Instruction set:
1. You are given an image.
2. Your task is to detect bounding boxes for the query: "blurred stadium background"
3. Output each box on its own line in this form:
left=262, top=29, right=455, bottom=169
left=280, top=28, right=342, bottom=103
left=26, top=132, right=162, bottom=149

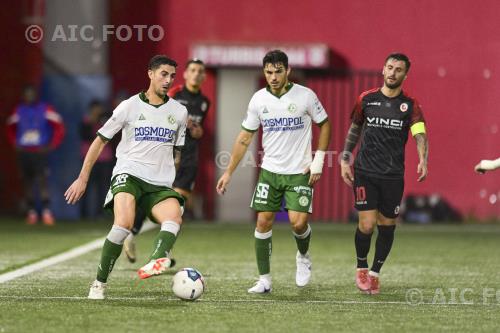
left=1, top=0, right=499, bottom=223
left=1, top=1, right=500, bottom=332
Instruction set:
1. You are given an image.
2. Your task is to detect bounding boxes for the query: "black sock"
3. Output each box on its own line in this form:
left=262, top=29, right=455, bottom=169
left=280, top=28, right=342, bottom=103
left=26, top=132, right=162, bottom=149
left=355, top=228, right=372, bottom=268
left=371, top=225, right=396, bottom=273
left=131, top=210, right=146, bottom=236
left=26, top=198, right=35, bottom=211
left=42, top=199, right=50, bottom=210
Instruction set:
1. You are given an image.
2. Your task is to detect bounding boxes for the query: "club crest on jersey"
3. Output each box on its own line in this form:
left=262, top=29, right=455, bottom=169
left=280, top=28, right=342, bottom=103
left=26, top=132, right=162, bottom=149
left=288, top=103, right=297, bottom=113
left=201, top=102, right=208, bottom=112
left=400, top=103, right=408, bottom=112
left=168, top=115, right=176, bottom=124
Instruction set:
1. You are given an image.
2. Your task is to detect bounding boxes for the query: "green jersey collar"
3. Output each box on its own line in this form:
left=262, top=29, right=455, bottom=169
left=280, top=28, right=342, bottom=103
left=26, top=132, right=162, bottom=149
left=139, top=91, right=169, bottom=108
left=266, top=82, right=294, bottom=98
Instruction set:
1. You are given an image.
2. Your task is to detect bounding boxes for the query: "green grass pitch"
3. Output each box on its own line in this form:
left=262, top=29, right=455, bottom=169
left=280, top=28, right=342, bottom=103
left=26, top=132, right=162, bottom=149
left=0, top=219, right=499, bottom=332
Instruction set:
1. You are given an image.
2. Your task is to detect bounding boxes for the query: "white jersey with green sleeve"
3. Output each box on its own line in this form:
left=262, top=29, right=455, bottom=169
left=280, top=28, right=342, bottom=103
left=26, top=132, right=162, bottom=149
left=241, top=83, right=328, bottom=174
left=97, top=92, right=188, bottom=187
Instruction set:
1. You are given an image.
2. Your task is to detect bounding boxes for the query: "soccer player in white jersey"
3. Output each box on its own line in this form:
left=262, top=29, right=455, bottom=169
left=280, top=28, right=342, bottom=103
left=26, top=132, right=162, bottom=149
left=216, top=50, right=331, bottom=293
left=65, top=55, right=188, bottom=299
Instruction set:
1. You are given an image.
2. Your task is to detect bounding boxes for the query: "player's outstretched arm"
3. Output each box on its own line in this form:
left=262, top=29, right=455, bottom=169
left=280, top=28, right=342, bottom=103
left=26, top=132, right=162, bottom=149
left=307, top=119, right=331, bottom=186
left=415, top=133, right=429, bottom=182
left=65, top=136, right=108, bottom=204
left=340, top=122, right=362, bottom=187
left=475, top=157, right=500, bottom=174
left=216, top=129, right=255, bottom=195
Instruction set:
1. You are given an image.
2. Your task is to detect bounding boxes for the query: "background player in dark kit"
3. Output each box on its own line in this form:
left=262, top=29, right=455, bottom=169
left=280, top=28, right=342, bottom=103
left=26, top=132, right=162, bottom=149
left=340, top=53, right=429, bottom=294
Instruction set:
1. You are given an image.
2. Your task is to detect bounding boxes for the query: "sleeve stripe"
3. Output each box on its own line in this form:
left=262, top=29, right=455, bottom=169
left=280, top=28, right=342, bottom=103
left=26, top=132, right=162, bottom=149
left=316, top=116, right=329, bottom=126
left=410, top=122, right=426, bottom=136
left=96, top=131, right=110, bottom=142
left=241, top=125, right=258, bottom=133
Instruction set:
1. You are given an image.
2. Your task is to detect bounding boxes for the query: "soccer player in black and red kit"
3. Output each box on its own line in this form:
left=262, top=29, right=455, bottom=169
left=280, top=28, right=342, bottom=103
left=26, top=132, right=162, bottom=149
left=123, top=59, right=210, bottom=263
left=340, top=53, right=429, bottom=294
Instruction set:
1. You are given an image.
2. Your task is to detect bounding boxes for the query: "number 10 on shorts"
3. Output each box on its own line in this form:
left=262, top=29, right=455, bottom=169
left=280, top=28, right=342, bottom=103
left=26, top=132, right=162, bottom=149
left=355, top=186, right=367, bottom=205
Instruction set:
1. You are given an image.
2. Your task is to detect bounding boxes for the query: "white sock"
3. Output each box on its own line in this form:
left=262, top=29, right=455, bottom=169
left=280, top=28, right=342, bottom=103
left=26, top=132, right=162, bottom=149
left=161, top=220, right=180, bottom=236
left=106, top=225, right=130, bottom=245
left=259, top=274, right=271, bottom=283
left=254, top=229, right=272, bottom=239
left=369, top=270, right=379, bottom=277
left=293, top=224, right=311, bottom=239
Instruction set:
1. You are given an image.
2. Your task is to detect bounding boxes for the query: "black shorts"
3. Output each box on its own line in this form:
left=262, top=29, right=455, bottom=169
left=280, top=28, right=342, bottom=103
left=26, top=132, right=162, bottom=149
left=17, top=151, right=49, bottom=181
left=172, top=165, right=197, bottom=192
left=353, top=173, right=404, bottom=218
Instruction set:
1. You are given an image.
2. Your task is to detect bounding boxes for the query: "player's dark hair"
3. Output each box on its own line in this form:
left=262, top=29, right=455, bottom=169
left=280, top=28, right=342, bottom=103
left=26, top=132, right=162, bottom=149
left=385, top=53, right=411, bottom=72
left=263, top=50, right=288, bottom=69
left=148, top=55, right=177, bottom=71
left=186, top=58, right=205, bottom=68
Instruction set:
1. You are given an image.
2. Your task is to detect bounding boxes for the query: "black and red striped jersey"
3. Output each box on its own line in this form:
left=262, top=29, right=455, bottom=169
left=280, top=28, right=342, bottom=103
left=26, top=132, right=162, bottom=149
left=350, top=88, right=425, bottom=179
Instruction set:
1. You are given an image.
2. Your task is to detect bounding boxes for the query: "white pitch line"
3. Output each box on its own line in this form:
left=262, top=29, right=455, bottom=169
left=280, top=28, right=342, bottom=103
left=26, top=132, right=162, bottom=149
left=0, top=295, right=497, bottom=306
left=0, top=221, right=158, bottom=284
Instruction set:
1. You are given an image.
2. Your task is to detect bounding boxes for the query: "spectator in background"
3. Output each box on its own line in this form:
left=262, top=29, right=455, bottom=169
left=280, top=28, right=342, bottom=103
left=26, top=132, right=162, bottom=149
left=80, top=100, right=114, bottom=219
left=6, top=84, right=65, bottom=225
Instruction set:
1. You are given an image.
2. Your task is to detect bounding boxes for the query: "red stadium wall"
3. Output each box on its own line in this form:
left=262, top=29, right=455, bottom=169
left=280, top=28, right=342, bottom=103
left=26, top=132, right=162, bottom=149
left=110, top=0, right=500, bottom=219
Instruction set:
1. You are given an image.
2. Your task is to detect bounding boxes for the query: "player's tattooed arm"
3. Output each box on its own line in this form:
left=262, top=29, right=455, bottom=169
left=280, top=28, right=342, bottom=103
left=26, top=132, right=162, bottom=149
left=415, top=133, right=428, bottom=162
left=341, top=123, right=362, bottom=162
left=238, top=134, right=252, bottom=147
left=228, top=130, right=254, bottom=172
left=174, top=147, right=182, bottom=171
left=415, top=133, right=428, bottom=181
left=340, top=122, right=362, bottom=187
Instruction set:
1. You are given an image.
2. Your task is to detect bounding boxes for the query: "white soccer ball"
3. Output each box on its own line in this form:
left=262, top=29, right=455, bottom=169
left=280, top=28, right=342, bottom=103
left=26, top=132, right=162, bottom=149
left=171, top=268, right=205, bottom=301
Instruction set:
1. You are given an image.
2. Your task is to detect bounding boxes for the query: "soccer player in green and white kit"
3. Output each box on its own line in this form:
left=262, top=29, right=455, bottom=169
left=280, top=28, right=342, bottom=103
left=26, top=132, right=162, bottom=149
left=216, top=50, right=331, bottom=293
left=65, top=55, right=188, bottom=299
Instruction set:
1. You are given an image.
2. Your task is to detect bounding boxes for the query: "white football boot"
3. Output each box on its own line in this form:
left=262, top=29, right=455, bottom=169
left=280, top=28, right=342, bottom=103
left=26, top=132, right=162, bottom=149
left=137, top=257, right=172, bottom=279
left=295, top=251, right=312, bottom=287
left=88, top=280, right=107, bottom=300
left=248, top=277, right=272, bottom=294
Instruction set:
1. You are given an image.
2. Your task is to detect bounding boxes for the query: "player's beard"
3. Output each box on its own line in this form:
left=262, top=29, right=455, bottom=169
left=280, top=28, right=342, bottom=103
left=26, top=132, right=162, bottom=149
left=156, top=84, right=169, bottom=97
left=385, top=78, right=403, bottom=89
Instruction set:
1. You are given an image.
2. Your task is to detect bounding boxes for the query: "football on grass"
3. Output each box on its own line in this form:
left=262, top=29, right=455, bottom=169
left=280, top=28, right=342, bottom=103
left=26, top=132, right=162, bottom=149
left=172, top=268, right=205, bottom=301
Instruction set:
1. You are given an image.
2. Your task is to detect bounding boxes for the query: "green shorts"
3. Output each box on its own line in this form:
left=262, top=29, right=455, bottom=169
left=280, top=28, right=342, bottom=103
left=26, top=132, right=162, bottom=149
left=104, top=173, right=184, bottom=223
left=250, top=169, right=313, bottom=213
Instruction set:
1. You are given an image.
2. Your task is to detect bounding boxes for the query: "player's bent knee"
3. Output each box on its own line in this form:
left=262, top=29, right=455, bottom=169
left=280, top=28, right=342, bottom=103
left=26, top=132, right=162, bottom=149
left=256, top=213, right=274, bottom=233
left=256, top=220, right=273, bottom=233
left=151, top=198, right=183, bottom=225
left=288, top=210, right=308, bottom=228
left=377, top=213, right=397, bottom=226
left=113, top=220, right=134, bottom=230
left=358, top=220, right=376, bottom=234
left=291, top=220, right=308, bottom=234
